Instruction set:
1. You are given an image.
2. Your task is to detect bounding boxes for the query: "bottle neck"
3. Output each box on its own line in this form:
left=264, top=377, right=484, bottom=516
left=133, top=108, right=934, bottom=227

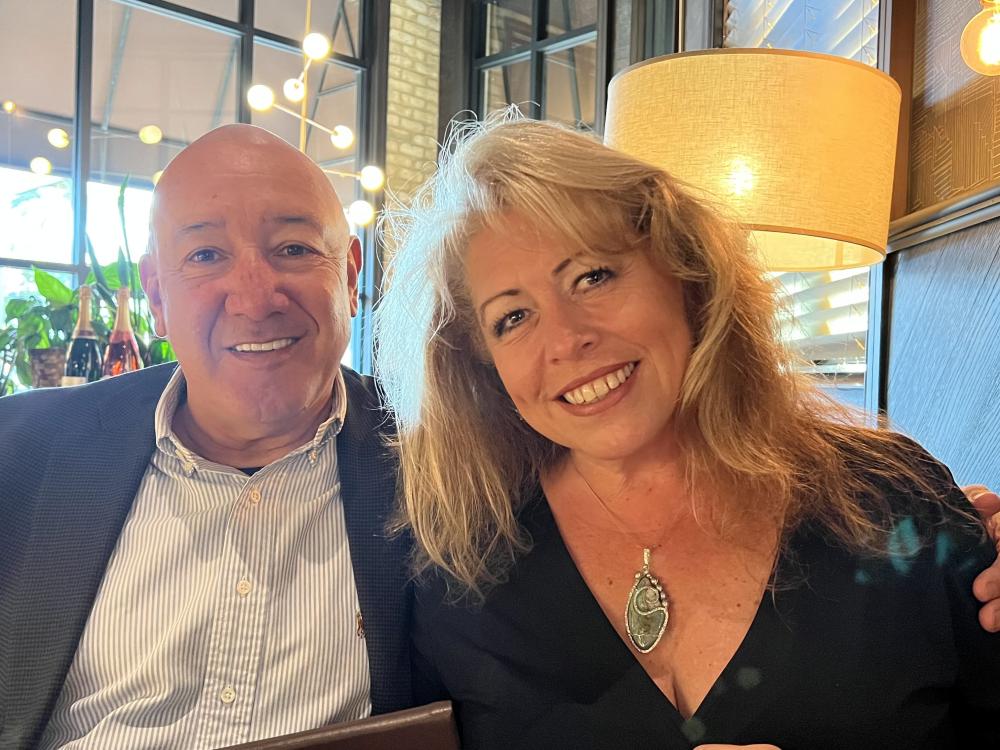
left=113, top=288, right=134, bottom=334
left=73, top=288, right=96, bottom=338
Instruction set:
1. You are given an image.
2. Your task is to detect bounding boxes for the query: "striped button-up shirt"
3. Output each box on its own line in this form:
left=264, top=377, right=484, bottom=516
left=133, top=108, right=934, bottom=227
left=40, top=368, right=371, bottom=749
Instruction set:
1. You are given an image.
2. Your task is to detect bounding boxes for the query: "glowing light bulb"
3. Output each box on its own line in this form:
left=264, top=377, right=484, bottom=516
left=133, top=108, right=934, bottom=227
left=330, top=125, right=354, bottom=150
left=138, top=125, right=162, bottom=145
left=283, top=77, right=306, bottom=102
left=359, top=165, right=385, bottom=192
left=2, top=100, right=15, bottom=113
left=152, top=170, right=164, bottom=185
left=726, top=157, right=755, bottom=197
left=961, top=6, right=1000, bottom=75
left=347, top=199, right=375, bottom=226
left=47, top=128, right=70, bottom=149
left=30, top=156, right=52, bottom=175
left=302, top=32, right=331, bottom=61
left=247, top=84, right=275, bottom=111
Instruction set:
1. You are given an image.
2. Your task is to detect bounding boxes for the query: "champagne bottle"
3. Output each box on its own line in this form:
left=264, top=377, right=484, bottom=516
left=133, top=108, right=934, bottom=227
left=102, top=287, right=143, bottom=378
left=62, top=284, right=103, bottom=386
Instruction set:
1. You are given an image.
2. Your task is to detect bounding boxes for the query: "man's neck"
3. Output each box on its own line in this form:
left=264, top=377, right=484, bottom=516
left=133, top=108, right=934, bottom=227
left=173, top=398, right=334, bottom=469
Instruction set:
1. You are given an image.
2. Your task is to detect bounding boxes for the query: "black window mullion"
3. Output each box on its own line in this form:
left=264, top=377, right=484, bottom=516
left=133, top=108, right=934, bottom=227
left=530, top=0, right=545, bottom=119
left=237, top=0, right=254, bottom=122
left=72, top=0, right=94, bottom=286
left=594, top=0, right=611, bottom=134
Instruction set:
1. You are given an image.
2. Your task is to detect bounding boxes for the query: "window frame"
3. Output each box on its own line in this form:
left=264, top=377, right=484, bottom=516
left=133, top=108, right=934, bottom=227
left=0, top=0, right=387, bottom=373
left=469, top=0, right=614, bottom=134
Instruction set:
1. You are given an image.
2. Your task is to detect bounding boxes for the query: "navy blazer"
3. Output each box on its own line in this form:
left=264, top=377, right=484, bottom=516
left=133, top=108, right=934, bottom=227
left=0, top=364, right=413, bottom=748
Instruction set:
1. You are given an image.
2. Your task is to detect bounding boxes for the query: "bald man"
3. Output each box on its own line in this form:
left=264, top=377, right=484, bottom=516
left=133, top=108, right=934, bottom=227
left=0, top=125, right=413, bottom=748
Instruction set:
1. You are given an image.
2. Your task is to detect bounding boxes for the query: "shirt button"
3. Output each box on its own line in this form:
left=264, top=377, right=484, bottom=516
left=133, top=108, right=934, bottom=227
left=220, top=685, right=236, bottom=704
left=236, top=579, right=252, bottom=597
left=248, top=487, right=261, bottom=505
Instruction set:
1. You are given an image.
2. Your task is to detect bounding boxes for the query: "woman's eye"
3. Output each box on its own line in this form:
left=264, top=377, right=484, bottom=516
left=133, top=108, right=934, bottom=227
left=575, top=267, right=614, bottom=289
left=279, top=244, right=312, bottom=257
left=190, top=248, right=220, bottom=263
left=493, top=309, right=528, bottom=338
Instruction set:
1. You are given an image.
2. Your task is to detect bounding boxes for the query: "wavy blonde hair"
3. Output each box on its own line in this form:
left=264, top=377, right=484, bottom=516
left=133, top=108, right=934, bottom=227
left=376, top=113, right=956, bottom=596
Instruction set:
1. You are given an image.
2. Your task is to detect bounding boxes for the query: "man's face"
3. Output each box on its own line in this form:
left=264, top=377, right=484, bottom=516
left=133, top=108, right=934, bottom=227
left=140, top=129, right=361, bottom=428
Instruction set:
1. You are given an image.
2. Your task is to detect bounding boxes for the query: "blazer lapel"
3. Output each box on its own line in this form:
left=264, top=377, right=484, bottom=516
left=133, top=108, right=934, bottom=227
left=336, top=369, right=413, bottom=715
left=0, top=365, right=174, bottom=747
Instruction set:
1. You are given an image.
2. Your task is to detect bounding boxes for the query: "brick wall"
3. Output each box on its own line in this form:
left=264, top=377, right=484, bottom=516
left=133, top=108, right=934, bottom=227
left=385, top=0, right=441, bottom=206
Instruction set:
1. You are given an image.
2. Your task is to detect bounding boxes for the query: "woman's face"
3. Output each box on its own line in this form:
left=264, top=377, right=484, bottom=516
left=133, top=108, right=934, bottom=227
left=464, top=212, right=694, bottom=467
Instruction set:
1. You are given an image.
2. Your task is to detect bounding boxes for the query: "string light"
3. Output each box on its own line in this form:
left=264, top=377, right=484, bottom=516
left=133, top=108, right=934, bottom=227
left=302, top=32, right=331, bottom=61
left=330, top=124, right=354, bottom=150
left=47, top=128, right=70, bottom=149
left=347, top=199, right=375, bottom=226
left=138, top=125, right=163, bottom=144
left=2, top=100, right=15, bottom=113
left=962, top=1, right=1000, bottom=75
left=30, top=156, right=52, bottom=175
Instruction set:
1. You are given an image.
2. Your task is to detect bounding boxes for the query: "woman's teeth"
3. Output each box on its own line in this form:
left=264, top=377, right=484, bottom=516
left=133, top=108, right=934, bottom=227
left=232, top=338, right=296, bottom=353
left=562, top=363, right=636, bottom=405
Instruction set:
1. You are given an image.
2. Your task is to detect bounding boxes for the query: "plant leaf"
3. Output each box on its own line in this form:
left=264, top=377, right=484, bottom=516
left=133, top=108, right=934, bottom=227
left=118, top=175, right=132, bottom=264
left=117, top=250, right=130, bottom=292
left=33, top=268, right=74, bottom=305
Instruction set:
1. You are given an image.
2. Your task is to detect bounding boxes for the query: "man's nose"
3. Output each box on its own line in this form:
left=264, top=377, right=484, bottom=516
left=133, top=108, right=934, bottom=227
left=223, top=254, right=290, bottom=320
left=544, top=301, right=598, bottom=363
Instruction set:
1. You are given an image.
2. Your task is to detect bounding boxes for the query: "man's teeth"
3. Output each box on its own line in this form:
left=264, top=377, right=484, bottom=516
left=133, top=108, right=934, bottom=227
left=562, top=363, right=635, bottom=405
left=232, top=338, right=296, bottom=353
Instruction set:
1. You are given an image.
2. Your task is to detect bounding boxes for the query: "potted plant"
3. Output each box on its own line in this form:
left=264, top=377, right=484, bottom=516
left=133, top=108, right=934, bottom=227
left=4, top=268, right=79, bottom=388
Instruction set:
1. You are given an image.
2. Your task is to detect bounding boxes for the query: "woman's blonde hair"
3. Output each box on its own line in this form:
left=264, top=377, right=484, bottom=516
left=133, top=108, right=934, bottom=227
left=376, top=112, right=957, bottom=596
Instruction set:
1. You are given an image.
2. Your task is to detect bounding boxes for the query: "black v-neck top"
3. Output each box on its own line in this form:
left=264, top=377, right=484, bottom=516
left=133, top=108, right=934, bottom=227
left=412, top=478, right=1000, bottom=749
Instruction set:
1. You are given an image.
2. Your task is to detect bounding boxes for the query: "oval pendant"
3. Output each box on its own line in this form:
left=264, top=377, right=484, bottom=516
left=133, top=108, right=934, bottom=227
left=626, top=571, right=669, bottom=653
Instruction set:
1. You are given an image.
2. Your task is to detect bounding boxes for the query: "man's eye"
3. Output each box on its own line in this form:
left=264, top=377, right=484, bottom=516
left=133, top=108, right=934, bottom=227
left=279, top=244, right=312, bottom=257
left=190, top=248, right=220, bottom=263
left=492, top=309, right=528, bottom=338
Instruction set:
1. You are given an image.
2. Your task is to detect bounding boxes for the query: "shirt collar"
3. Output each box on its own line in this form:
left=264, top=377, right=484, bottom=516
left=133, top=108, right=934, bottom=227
left=153, top=365, right=348, bottom=467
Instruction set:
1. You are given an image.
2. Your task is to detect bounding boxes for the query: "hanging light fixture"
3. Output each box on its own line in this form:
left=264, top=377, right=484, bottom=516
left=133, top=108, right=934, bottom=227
left=961, top=1, right=1000, bottom=75
left=605, top=49, right=901, bottom=271
left=245, top=3, right=382, bottom=226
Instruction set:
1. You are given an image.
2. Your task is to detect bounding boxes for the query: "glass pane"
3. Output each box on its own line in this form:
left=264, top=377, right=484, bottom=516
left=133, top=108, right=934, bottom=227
left=1, top=266, right=76, bottom=324
left=176, top=0, right=238, bottom=20
left=89, top=0, right=239, bottom=264
left=481, top=59, right=532, bottom=116
left=485, top=0, right=534, bottom=56
left=543, top=41, right=596, bottom=129
left=723, top=0, right=880, bottom=408
left=251, top=42, right=362, bottom=209
left=723, top=0, right=879, bottom=66
left=256, top=0, right=362, bottom=58
left=546, top=0, right=597, bottom=37
left=0, top=0, right=76, bottom=265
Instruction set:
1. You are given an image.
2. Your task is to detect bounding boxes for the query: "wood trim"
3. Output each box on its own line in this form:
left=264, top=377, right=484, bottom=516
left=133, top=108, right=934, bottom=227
left=885, top=0, right=915, bottom=221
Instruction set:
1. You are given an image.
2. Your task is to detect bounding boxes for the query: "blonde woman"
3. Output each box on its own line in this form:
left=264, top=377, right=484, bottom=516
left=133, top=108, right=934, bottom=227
left=376, top=116, right=1000, bottom=749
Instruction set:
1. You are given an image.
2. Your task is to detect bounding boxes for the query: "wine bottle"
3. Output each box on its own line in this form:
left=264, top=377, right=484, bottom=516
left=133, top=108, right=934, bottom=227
left=62, top=284, right=103, bottom=386
left=102, top=286, right=144, bottom=378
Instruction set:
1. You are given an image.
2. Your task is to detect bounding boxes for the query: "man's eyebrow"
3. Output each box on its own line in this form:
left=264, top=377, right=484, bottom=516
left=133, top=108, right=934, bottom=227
left=177, top=220, right=225, bottom=236
left=266, top=215, right=324, bottom=232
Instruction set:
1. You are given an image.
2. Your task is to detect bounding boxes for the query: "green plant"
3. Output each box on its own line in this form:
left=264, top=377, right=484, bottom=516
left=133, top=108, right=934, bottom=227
left=3, top=268, right=79, bottom=386
left=0, top=324, right=17, bottom=395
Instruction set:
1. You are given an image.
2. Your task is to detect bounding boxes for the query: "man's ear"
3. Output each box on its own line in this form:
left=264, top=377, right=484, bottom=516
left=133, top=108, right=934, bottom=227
left=139, top=253, right=167, bottom=338
left=346, top=235, right=363, bottom=318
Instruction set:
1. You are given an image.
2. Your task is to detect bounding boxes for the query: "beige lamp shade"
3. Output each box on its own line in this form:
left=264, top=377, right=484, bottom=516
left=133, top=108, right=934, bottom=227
left=605, top=49, right=902, bottom=271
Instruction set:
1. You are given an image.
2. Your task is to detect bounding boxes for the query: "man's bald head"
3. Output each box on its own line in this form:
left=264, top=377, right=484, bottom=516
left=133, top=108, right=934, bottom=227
left=149, top=124, right=349, bottom=254
left=138, top=122, right=363, bottom=449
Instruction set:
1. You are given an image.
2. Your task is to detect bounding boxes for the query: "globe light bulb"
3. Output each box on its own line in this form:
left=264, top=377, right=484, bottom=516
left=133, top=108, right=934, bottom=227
left=961, top=5, right=1000, bottom=75
left=302, top=32, right=331, bottom=61
left=247, top=84, right=276, bottom=111
left=347, top=199, right=375, bottom=226
left=138, top=124, right=163, bottom=145
left=152, top=170, right=164, bottom=185
left=30, top=156, right=52, bottom=175
left=283, top=77, right=306, bottom=102
left=2, top=100, right=15, bottom=113
left=47, top=128, right=70, bottom=149
left=330, top=125, right=354, bottom=150
left=359, top=165, right=385, bottom=192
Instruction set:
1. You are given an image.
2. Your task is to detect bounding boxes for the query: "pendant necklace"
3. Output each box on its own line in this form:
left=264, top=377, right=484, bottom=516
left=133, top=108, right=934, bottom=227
left=573, top=465, right=671, bottom=654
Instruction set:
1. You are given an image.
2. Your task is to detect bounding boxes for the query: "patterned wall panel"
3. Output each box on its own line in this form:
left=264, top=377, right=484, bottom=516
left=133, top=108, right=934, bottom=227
left=886, top=217, right=1000, bottom=487
left=910, top=0, right=1000, bottom=211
